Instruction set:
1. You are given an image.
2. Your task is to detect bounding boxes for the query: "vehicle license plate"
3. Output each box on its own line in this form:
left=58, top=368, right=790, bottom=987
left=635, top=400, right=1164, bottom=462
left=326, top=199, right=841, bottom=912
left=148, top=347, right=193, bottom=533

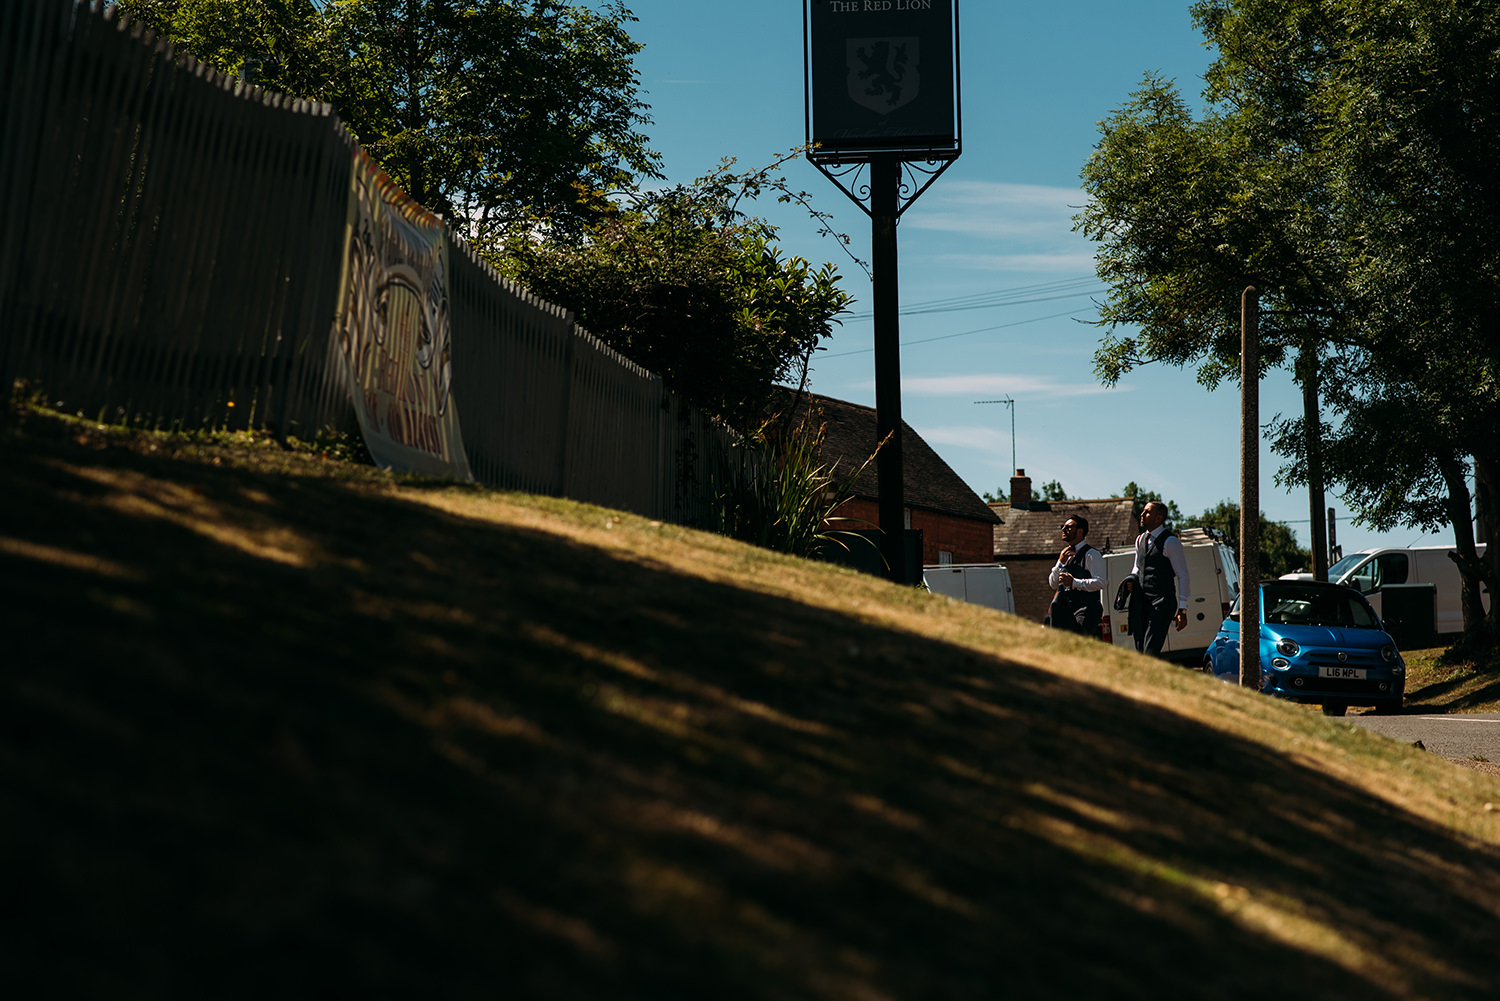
left=1318, top=666, right=1366, bottom=680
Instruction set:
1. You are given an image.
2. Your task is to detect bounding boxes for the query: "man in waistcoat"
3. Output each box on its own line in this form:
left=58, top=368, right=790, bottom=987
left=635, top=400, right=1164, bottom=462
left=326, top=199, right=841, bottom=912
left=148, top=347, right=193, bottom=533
left=1047, top=515, right=1106, bottom=636
left=1126, top=500, right=1191, bottom=656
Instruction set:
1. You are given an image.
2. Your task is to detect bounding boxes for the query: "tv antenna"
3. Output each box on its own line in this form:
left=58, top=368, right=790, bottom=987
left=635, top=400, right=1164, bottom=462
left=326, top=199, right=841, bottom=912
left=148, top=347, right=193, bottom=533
left=974, top=398, right=1015, bottom=476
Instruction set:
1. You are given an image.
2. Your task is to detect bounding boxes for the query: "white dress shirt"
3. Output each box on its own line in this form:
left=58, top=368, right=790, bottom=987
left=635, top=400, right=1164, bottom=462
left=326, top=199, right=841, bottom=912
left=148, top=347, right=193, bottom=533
left=1130, top=526, right=1191, bottom=609
left=1049, top=541, right=1106, bottom=592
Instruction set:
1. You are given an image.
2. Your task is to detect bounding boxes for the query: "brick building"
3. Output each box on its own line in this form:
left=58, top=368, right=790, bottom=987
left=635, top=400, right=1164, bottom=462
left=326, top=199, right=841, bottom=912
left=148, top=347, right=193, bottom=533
left=991, top=470, right=1137, bottom=623
left=787, top=391, right=1001, bottom=566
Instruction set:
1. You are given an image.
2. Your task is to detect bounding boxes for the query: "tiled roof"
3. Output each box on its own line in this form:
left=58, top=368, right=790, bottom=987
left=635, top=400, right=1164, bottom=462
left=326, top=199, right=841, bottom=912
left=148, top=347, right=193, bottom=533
left=990, top=497, right=1136, bottom=557
left=779, top=389, right=1000, bottom=524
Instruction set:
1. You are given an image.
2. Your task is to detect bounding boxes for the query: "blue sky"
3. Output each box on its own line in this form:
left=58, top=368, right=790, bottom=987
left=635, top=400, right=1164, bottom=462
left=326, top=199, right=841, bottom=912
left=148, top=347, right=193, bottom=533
left=620, top=0, right=1448, bottom=559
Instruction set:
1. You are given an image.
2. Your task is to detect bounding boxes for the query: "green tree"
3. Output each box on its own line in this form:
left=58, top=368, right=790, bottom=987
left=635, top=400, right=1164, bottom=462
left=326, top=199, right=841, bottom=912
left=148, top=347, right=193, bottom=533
left=494, top=157, right=855, bottom=431
left=981, top=487, right=1008, bottom=505
left=1183, top=500, right=1310, bottom=582
left=117, top=0, right=662, bottom=239
left=1077, top=76, right=1344, bottom=392
left=115, top=0, right=330, bottom=95
left=1270, top=370, right=1491, bottom=635
left=1215, top=0, right=1500, bottom=646
left=1036, top=479, right=1069, bottom=502
left=1080, top=0, right=1500, bottom=647
left=1076, top=67, right=1347, bottom=581
left=1120, top=482, right=1182, bottom=526
left=709, top=407, right=877, bottom=559
left=1318, top=0, right=1500, bottom=649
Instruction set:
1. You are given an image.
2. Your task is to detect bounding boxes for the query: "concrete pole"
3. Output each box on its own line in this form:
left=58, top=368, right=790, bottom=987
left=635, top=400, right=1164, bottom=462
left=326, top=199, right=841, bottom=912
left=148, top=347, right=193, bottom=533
left=1300, top=344, right=1329, bottom=581
left=1240, top=288, right=1261, bottom=691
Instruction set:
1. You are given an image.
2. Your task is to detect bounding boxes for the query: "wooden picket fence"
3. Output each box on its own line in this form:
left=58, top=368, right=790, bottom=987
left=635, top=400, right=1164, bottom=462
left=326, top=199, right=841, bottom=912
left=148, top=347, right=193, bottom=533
left=0, top=0, right=728, bottom=525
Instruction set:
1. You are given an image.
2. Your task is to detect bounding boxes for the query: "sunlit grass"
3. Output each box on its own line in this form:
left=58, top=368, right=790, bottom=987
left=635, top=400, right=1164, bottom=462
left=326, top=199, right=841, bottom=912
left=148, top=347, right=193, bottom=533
left=5, top=401, right=1500, bottom=1000
left=1404, top=646, right=1500, bottom=714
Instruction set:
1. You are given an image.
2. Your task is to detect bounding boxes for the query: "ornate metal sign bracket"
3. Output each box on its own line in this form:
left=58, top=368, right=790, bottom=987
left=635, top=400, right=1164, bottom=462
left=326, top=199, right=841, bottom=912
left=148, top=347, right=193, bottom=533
left=810, top=154, right=960, bottom=219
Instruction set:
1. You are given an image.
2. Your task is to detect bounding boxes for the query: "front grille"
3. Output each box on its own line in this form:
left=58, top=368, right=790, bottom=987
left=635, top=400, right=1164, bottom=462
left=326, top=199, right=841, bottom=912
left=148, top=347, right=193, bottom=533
left=1309, top=657, right=1383, bottom=668
left=1290, top=677, right=1393, bottom=695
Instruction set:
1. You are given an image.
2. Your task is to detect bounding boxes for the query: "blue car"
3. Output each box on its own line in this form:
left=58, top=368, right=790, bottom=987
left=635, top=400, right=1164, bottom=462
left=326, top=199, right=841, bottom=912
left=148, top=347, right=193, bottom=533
left=1204, top=580, right=1405, bottom=716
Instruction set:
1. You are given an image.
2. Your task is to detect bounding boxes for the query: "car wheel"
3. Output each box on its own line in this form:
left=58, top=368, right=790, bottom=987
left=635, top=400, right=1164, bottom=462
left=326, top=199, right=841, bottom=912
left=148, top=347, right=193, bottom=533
left=1371, top=698, right=1403, bottom=716
left=1321, top=702, right=1348, bottom=717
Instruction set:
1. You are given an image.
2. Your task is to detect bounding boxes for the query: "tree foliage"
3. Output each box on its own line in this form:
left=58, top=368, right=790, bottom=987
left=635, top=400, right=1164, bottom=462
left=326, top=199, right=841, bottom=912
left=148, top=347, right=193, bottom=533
left=117, top=3, right=857, bottom=453
left=115, top=0, right=329, bottom=96
left=1036, top=479, right=1069, bottom=502
left=116, top=0, right=662, bottom=239
left=1079, top=0, right=1500, bottom=645
left=494, top=157, right=855, bottom=430
left=1226, top=0, right=1500, bottom=644
left=1183, top=500, right=1310, bottom=582
left=1076, top=74, right=1347, bottom=391
left=1120, top=482, right=1182, bottom=526
left=709, top=408, right=876, bottom=559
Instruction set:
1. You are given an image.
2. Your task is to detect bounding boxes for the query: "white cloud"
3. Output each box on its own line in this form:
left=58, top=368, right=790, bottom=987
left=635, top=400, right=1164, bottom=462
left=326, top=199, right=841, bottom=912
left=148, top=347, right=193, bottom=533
left=925, top=180, right=1087, bottom=209
left=920, top=425, right=1011, bottom=451
left=905, top=181, right=1091, bottom=238
left=901, top=180, right=1099, bottom=275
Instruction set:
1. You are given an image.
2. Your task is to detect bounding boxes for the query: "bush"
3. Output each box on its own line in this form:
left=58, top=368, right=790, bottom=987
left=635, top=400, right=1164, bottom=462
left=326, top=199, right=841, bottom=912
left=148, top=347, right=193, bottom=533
left=709, top=409, right=878, bottom=560
left=494, top=156, right=855, bottom=432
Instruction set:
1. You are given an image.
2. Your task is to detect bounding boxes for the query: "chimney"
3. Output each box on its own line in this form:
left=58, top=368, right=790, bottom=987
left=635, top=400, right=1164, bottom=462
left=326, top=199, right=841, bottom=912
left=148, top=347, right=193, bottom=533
left=1010, top=468, right=1032, bottom=509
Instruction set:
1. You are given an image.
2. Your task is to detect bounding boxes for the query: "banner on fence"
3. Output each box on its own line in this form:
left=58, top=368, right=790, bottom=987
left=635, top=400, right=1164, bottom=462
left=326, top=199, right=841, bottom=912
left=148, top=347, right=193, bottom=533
left=334, top=148, right=472, bottom=480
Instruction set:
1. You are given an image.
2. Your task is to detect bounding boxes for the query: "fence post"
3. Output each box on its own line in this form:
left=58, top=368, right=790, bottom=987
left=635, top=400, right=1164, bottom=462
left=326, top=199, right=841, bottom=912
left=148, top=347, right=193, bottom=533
left=554, top=318, right=576, bottom=498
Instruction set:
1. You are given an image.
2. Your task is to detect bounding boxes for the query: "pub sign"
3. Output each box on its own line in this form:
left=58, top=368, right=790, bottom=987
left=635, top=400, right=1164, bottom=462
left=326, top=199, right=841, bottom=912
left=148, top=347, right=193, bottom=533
left=806, top=0, right=959, bottom=161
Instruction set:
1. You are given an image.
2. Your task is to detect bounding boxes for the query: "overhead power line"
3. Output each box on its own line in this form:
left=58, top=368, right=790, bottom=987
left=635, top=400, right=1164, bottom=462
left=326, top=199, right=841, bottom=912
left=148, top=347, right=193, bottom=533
left=844, top=275, right=1106, bottom=320
left=823, top=307, right=1091, bottom=358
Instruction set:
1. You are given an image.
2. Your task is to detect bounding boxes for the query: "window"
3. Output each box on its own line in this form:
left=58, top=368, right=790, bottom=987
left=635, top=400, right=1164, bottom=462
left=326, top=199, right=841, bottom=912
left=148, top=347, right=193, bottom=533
left=1328, top=552, right=1366, bottom=579
left=1343, top=552, right=1409, bottom=593
left=1262, top=585, right=1380, bottom=629
left=938, top=551, right=953, bottom=565
left=1377, top=553, right=1409, bottom=586
left=1346, top=558, right=1378, bottom=594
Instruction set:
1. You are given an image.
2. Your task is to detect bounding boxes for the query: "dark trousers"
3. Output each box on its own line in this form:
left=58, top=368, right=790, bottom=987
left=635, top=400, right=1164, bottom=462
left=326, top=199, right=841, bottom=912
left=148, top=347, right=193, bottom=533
left=1050, top=593, right=1101, bottom=636
left=1131, top=592, right=1174, bottom=655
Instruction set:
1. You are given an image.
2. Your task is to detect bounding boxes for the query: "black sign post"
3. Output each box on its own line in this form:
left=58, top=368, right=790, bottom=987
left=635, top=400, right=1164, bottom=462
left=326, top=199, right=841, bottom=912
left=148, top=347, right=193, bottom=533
left=805, top=0, right=961, bottom=584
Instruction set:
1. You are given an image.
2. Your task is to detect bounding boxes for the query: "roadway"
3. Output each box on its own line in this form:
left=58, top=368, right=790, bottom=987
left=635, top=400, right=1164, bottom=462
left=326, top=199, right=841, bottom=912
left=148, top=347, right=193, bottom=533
left=1347, top=713, right=1500, bottom=762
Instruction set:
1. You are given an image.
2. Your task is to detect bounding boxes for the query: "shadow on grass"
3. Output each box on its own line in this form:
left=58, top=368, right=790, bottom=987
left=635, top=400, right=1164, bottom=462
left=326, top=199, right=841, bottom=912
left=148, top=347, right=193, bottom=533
left=1407, top=669, right=1500, bottom=715
left=1446, top=683, right=1500, bottom=713
left=4, top=428, right=1500, bottom=1000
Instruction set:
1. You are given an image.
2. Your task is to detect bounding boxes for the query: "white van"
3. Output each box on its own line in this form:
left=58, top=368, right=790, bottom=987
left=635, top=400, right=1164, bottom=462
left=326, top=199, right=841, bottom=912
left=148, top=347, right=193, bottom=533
left=1282, top=544, right=1489, bottom=639
left=923, top=564, right=1016, bottom=614
left=1100, top=527, right=1242, bottom=663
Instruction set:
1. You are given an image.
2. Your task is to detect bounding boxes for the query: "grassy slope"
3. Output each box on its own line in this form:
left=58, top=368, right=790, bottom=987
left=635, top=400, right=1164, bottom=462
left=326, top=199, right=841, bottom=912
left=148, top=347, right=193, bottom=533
left=1403, top=648, right=1500, bottom=718
left=4, top=408, right=1500, bottom=1000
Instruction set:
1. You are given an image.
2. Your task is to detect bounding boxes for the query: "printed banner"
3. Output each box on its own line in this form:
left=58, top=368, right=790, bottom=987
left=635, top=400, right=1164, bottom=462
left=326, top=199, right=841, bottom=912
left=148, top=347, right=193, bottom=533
left=334, top=147, right=472, bottom=481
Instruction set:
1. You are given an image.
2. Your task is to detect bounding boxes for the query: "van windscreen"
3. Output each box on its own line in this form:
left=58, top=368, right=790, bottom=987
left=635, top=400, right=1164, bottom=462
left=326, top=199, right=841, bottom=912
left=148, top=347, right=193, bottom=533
left=1328, top=553, right=1367, bottom=579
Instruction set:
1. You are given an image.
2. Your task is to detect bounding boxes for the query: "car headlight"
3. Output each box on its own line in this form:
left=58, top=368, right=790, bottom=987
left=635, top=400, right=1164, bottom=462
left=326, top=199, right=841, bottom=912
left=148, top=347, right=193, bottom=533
left=1271, top=657, right=1290, bottom=670
left=1276, top=638, right=1300, bottom=657
left=1381, top=644, right=1397, bottom=663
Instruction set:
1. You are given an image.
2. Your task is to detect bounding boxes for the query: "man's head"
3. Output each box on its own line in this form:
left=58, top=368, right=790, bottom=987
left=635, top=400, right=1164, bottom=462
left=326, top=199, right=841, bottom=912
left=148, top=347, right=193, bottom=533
left=1140, top=501, right=1167, bottom=532
left=1061, top=515, right=1089, bottom=543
